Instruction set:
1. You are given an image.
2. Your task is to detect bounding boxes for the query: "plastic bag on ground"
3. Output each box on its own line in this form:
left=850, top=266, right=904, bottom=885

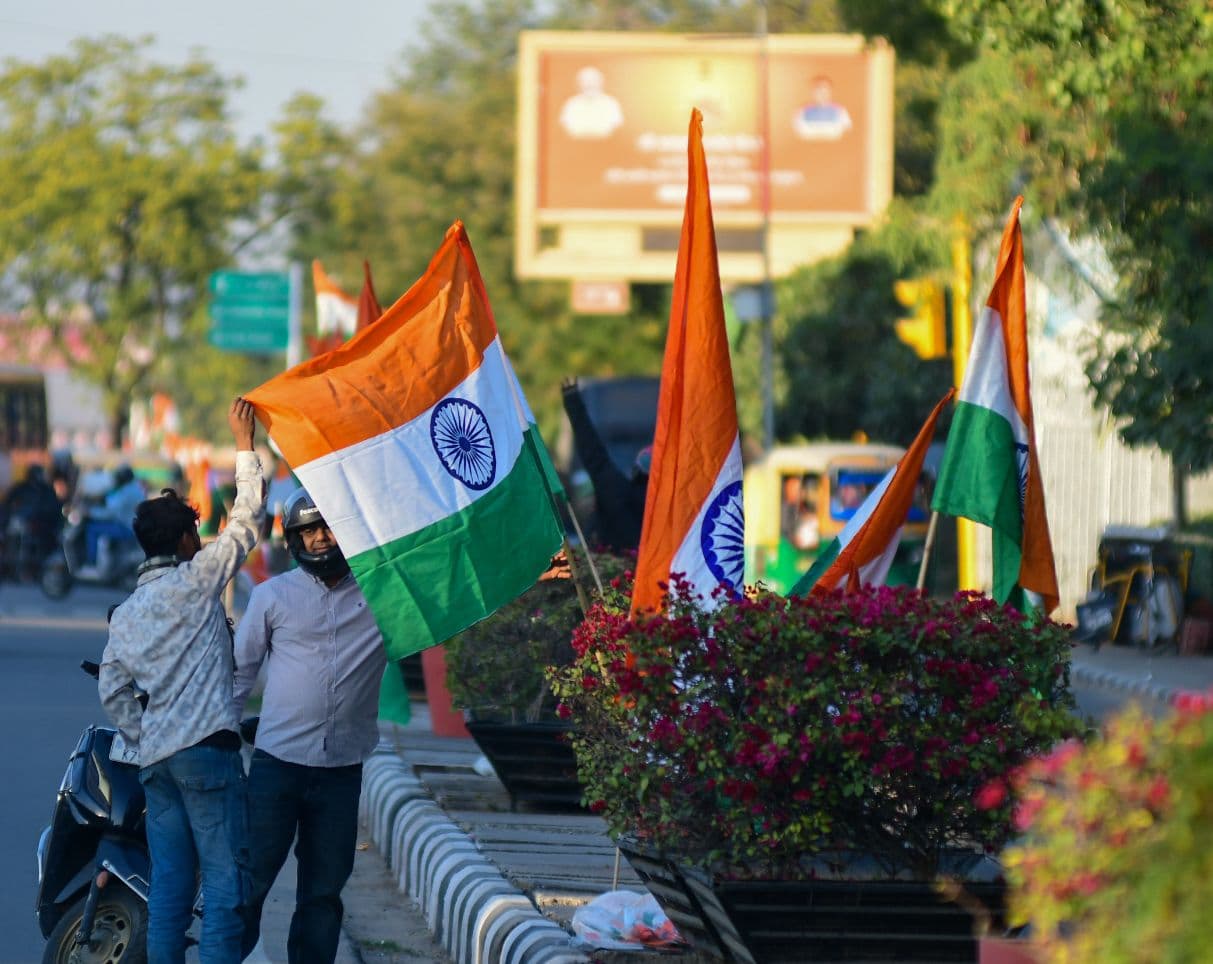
left=571, top=889, right=684, bottom=950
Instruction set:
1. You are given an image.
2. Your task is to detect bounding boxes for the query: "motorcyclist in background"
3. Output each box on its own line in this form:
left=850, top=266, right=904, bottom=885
left=0, top=465, right=63, bottom=579
left=84, top=465, right=146, bottom=579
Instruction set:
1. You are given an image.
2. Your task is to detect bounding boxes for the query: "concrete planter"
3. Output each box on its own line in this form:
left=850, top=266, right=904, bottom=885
left=464, top=720, right=584, bottom=812
left=618, top=837, right=1006, bottom=964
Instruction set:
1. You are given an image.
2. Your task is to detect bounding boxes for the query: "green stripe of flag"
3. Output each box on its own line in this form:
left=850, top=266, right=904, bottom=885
left=350, top=427, right=564, bottom=659
left=931, top=399, right=1023, bottom=604
left=790, top=536, right=841, bottom=596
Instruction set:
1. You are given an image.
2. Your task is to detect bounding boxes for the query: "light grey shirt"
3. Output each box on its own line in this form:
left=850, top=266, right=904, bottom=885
left=100, top=450, right=265, bottom=767
left=233, top=567, right=386, bottom=767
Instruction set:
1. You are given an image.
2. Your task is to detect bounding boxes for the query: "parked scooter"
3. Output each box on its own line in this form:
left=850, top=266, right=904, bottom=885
left=35, top=662, right=149, bottom=964
left=40, top=518, right=143, bottom=599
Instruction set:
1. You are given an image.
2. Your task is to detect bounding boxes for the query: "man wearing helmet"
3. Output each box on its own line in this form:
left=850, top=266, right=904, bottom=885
left=233, top=488, right=386, bottom=963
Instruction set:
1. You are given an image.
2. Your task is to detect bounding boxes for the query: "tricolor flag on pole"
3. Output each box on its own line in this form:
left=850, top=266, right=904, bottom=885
left=630, top=109, right=744, bottom=617
left=250, top=223, right=565, bottom=658
left=313, top=259, right=359, bottom=336
left=790, top=389, right=954, bottom=597
left=931, top=196, right=1059, bottom=613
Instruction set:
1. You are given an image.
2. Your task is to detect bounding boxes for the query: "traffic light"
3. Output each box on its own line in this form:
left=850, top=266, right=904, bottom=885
left=893, top=279, right=947, bottom=359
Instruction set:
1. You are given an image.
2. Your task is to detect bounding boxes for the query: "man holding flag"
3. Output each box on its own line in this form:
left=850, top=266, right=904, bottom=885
left=243, top=223, right=565, bottom=954
left=233, top=488, right=385, bottom=963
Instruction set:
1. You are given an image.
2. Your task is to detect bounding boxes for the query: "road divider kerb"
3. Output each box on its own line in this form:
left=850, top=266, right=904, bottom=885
left=362, top=745, right=589, bottom=964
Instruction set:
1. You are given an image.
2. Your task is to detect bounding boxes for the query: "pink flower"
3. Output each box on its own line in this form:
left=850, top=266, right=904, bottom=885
left=975, top=779, right=1008, bottom=810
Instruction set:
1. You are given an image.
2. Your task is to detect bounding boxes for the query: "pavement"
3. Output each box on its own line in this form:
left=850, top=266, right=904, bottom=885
left=1068, top=636, right=1213, bottom=706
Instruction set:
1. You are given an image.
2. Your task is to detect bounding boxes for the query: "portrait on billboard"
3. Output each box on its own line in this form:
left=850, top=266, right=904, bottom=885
left=559, top=65, right=625, bottom=139
left=794, top=75, right=852, bottom=140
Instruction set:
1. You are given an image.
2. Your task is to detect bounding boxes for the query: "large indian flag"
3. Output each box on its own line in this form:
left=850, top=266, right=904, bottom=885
left=792, top=389, right=953, bottom=596
left=932, top=197, right=1058, bottom=612
left=250, top=224, right=564, bottom=658
left=630, top=109, right=744, bottom=616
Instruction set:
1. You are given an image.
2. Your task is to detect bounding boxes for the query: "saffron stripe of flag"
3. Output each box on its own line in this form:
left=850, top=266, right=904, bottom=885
left=630, top=108, right=744, bottom=616
left=791, top=389, right=955, bottom=596
left=931, top=196, right=1058, bottom=612
left=251, top=223, right=564, bottom=658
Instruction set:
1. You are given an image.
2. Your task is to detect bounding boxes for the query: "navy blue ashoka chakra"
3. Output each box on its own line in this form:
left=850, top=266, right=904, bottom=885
left=700, top=480, right=745, bottom=591
left=430, top=397, right=496, bottom=491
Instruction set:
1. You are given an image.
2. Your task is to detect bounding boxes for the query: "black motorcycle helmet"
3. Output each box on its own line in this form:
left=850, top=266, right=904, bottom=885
left=282, top=488, right=350, bottom=581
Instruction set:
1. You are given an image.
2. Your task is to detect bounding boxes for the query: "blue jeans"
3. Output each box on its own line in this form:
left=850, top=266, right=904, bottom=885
left=241, top=751, right=362, bottom=964
left=140, top=744, right=249, bottom=964
left=85, top=518, right=135, bottom=564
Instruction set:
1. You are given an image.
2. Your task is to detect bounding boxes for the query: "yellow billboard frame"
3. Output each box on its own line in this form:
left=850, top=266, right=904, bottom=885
left=515, top=30, right=895, bottom=284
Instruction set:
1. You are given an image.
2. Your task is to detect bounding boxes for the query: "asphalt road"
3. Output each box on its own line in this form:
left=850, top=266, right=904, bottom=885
left=1, top=582, right=122, bottom=964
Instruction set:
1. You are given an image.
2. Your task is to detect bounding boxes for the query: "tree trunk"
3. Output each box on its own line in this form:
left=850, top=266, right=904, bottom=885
left=108, top=406, right=127, bottom=451
left=1173, top=461, right=1189, bottom=529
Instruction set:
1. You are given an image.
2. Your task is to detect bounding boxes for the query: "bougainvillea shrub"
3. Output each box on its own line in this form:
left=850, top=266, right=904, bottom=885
left=549, top=578, right=1078, bottom=878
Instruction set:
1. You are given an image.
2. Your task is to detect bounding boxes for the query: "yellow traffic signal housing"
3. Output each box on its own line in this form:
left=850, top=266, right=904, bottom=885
left=893, top=279, right=947, bottom=359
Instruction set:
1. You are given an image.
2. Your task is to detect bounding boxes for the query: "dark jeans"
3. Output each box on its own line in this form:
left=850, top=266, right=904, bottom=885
left=140, top=745, right=248, bottom=964
left=240, top=750, right=363, bottom=964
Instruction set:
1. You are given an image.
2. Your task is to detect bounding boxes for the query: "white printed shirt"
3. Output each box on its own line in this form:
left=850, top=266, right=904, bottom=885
left=99, top=451, right=265, bottom=766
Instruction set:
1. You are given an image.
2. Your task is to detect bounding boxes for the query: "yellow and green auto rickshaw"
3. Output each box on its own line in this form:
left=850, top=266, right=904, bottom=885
left=743, top=442, right=932, bottom=594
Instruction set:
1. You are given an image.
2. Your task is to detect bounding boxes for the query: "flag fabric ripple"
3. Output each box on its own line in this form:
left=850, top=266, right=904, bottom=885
left=251, top=223, right=564, bottom=658
left=931, top=196, right=1058, bottom=613
left=630, top=108, right=744, bottom=617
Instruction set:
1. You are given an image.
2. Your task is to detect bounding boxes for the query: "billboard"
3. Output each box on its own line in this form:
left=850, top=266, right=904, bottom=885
left=516, top=31, right=895, bottom=284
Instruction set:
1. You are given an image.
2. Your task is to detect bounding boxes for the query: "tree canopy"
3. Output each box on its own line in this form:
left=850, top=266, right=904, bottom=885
left=0, top=36, right=269, bottom=442
left=942, top=0, right=1213, bottom=470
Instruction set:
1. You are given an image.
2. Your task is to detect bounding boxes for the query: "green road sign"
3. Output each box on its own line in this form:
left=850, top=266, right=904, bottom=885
left=209, top=269, right=292, bottom=353
left=209, top=270, right=290, bottom=302
left=208, top=325, right=289, bottom=352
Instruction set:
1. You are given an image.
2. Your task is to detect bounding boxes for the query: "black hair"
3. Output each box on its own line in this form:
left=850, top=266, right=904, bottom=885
left=132, top=488, right=200, bottom=558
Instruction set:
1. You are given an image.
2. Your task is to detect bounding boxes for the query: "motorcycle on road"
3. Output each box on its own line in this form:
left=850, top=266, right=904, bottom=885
left=39, top=518, right=143, bottom=600
left=35, top=663, right=150, bottom=964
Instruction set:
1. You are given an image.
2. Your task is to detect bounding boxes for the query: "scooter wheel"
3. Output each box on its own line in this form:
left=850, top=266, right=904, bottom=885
left=40, top=559, right=73, bottom=600
left=42, top=885, right=147, bottom=964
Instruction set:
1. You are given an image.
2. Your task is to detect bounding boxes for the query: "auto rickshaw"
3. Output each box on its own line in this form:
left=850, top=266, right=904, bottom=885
left=743, top=442, right=932, bottom=594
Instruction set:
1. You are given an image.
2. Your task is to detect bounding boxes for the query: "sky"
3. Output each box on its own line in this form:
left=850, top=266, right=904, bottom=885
left=0, top=0, right=437, bottom=140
